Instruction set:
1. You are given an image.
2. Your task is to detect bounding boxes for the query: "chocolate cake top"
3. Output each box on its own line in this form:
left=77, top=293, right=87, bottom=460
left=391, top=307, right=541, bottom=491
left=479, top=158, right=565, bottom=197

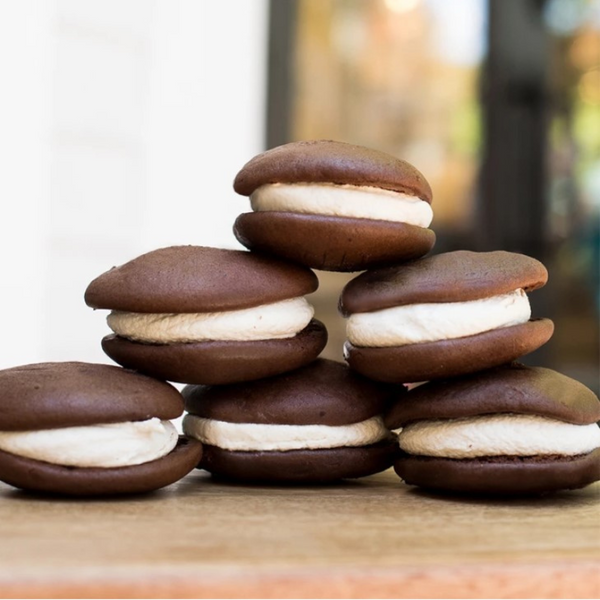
left=0, top=362, right=184, bottom=431
left=233, top=140, right=433, bottom=203
left=184, top=358, right=404, bottom=426
left=385, top=364, right=600, bottom=429
left=340, top=250, right=548, bottom=315
left=85, top=245, right=318, bottom=313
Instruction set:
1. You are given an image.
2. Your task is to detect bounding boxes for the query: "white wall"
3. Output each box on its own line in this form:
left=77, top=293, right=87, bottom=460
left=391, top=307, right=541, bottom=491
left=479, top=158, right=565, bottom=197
left=0, top=0, right=268, bottom=369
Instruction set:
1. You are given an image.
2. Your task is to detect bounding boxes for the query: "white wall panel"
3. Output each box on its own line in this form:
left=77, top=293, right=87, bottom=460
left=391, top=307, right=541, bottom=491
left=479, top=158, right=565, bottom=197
left=0, top=0, right=268, bottom=369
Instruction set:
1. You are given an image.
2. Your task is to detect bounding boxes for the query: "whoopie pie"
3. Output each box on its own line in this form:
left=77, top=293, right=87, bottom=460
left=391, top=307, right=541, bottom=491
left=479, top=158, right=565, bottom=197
left=0, top=362, right=202, bottom=496
left=385, top=364, right=600, bottom=495
left=339, top=250, right=554, bottom=383
left=85, top=246, right=327, bottom=385
left=233, top=140, right=435, bottom=271
left=182, top=359, right=401, bottom=483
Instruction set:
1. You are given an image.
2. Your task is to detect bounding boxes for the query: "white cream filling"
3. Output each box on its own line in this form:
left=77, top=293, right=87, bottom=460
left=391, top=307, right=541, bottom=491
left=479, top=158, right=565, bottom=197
left=251, top=183, right=433, bottom=228
left=399, top=414, right=600, bottom=458
left=346, top=289, right=531, bottom=347
left=182, top=414, right=388, bottom=452
left=107, top=297, right=314, bottom=343
left=0, top=418, right=178, bottom=468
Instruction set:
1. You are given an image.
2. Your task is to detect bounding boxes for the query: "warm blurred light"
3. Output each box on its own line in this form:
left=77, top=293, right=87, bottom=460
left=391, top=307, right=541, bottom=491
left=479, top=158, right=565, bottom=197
left=579, top=68, right=600, bottom=104
left=384, top=0, right=420, bottom=15
left=569, top=29, right=600, bottom=70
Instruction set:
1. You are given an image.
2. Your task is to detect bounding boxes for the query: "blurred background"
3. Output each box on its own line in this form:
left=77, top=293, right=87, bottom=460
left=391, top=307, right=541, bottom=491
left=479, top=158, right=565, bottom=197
left=0, top=0, right=598, bottom=392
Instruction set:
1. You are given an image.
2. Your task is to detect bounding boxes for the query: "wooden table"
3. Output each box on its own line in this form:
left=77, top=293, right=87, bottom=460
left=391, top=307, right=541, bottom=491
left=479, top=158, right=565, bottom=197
left=0, top=469, right=598, bottom=599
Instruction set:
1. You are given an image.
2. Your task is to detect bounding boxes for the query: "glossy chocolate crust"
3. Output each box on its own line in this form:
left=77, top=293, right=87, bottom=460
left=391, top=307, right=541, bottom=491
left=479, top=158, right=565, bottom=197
left=339, top=250, right=548, bottom=315
left=0, top=437, right=202, bottom=496
left=85, top=245, right=318, bottom=313
left=0, top=362, right=183, bottom=431
left=345, top=319, right=554, bottom=385
left=385, top=362, right=600, bottom=430
left=394, top=448, right=600, bottom=495
left=199, top=437, right=398, bottom=483
left=183, top=358, right=403, bottom=426
left=233, top=140, right=433, bottom=202
left=102, top=320, right=328, bottom=385
left=234, top=212, right=435, bottom=272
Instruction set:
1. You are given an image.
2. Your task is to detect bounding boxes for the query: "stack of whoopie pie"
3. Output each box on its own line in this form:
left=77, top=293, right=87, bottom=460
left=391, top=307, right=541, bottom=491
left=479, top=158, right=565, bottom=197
left=2, top=138, right=597, bottom=497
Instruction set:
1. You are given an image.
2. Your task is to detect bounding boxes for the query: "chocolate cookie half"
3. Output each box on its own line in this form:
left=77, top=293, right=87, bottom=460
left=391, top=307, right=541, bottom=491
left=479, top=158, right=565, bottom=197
left=385, top=364, right=600, bottom=495
left=233, top=140, right=435, bottom=271
left=339, top=250, right=554, bottom=383
left=182, top=359, right=401, bottom=483
left=85, top=246, right=327, bottom=384
left=0, top=362, right=202, bottom=496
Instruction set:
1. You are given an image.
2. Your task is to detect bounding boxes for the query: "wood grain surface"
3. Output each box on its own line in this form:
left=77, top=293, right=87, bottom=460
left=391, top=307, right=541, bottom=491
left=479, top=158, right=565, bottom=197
left=0, top=469, right=598, bottom=599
